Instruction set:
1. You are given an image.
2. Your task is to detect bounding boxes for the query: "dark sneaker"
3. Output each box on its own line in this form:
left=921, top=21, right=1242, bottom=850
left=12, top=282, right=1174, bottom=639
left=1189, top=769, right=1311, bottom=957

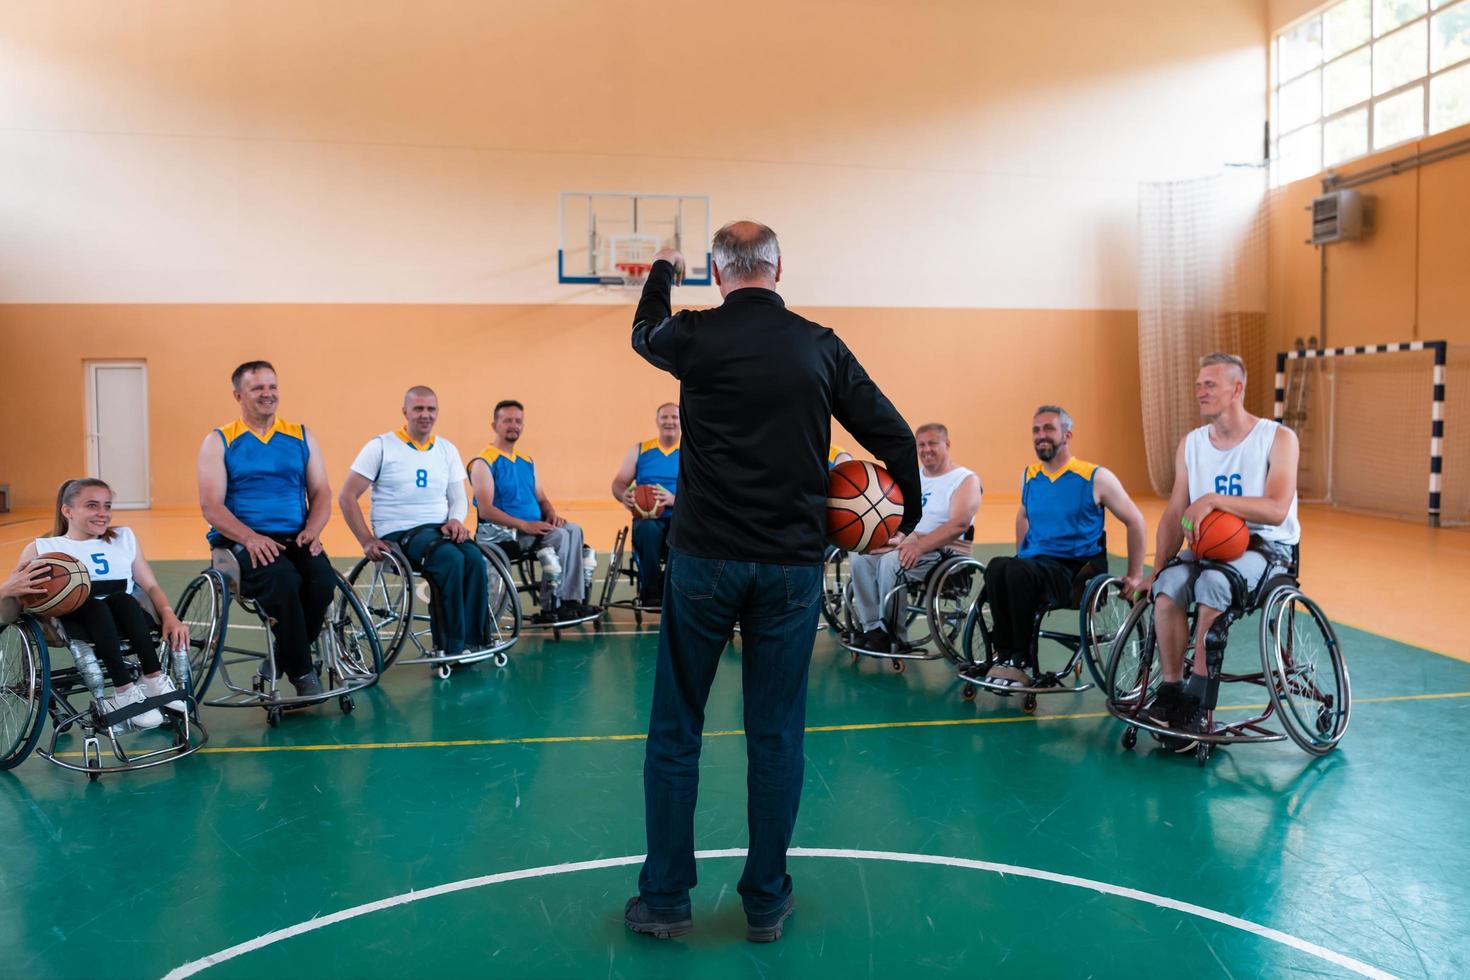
left=1172, top=693, right=1208, bottom=753
left=861, top=628, right=894, bottom=652
left=1145, top=682, right=1183, bottom=727
left=623, top=897, right=692, bottom=939
left=291, top=672, right=324, bottom=697
left=746, top=895, right=794, bottom=943
left=573, top=602, right=602, bottom=618
left=529, top=608, right=562, bottom=626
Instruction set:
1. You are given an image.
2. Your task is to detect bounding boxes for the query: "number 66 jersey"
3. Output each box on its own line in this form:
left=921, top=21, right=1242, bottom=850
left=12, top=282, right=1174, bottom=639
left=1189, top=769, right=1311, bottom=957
left=1185, top=418, right=1299, bottom=546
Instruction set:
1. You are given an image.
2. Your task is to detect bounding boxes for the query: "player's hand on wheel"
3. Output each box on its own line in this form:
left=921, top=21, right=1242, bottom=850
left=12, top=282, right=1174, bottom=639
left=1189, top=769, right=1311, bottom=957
left=1120, top=574, right=1145, bottom=602
left=364, top=539, right=391, bottom=561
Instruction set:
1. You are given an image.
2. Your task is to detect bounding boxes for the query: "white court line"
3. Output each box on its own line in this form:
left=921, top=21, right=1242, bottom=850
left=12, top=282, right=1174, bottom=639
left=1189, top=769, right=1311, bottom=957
left=161, top=847, right=1397, bottom=980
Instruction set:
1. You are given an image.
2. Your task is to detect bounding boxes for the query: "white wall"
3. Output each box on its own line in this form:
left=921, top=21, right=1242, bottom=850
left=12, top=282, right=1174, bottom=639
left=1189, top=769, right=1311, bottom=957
left=0, top=0, right=1268, bottom=309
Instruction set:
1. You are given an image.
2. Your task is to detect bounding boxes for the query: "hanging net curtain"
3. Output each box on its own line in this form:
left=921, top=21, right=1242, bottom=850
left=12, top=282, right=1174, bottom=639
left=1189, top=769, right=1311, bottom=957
left=1136, top=170, right=1269, bottom=495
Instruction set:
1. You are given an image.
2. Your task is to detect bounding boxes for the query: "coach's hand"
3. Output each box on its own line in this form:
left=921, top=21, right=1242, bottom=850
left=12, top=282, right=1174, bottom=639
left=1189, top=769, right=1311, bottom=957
left=296, top=528, right=324, bottom=557
left=242, top=532, right=283, bottom=569
left=521, top=519, right=556, bottom=536
left=441, top=519, right=469, bottom=544
left=364, top=539, right=392, bottom=561
left=652, top=248, right=686, bottom=285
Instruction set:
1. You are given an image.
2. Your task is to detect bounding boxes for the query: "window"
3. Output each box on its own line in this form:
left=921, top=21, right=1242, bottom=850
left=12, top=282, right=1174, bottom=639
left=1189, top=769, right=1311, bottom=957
left=1272, top=0, right=1470, bottom=183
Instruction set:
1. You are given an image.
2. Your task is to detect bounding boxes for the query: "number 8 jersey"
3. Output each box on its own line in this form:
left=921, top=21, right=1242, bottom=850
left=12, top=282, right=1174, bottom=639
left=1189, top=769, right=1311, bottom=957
left=349, top=428, right=469, bottom=537
left=1185, top=418, right=1300, bottom=546
left=33, top=526, right=138, bottom=593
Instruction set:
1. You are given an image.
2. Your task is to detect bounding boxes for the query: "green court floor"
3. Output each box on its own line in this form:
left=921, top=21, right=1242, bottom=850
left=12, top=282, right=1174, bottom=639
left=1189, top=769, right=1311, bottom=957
left=2, top=557, right=1467, bottom=979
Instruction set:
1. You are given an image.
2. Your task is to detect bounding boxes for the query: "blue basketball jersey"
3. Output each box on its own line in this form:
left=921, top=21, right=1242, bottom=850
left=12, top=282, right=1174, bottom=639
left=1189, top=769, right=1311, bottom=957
left=470, top=446, right=540, bottom=524
left=208, top=418, right=310, bottom=544
left=1019, top=458, right=1105, bottom=560
left=635, top=439, right=680, bottom=516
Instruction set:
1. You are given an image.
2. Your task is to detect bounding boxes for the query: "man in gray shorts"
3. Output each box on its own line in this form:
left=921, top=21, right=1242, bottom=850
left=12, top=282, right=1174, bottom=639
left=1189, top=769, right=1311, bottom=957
left=1147, top=353, right=1300, bottom=746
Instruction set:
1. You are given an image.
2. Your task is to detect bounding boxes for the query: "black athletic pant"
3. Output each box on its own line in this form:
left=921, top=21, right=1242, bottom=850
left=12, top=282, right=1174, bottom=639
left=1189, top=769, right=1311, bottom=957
left=231, top=540, right=336, bottom=679
left=982, top=556, right=1083, bottom=666
left=60, top=583, right=162, bottom=688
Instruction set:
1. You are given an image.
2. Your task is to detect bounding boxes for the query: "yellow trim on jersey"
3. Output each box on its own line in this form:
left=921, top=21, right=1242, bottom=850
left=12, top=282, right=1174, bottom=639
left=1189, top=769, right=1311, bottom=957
left=395, top=426, right=436, bottom=451
left=474, top=444, right=532, bottom=465
left=219, top=418, right=304, bottom=447
left=828, top=445, right=849, bottom=464
left=1025, top=458, right=1098, bottom=483
left=640, top=438, right=680, bottom=455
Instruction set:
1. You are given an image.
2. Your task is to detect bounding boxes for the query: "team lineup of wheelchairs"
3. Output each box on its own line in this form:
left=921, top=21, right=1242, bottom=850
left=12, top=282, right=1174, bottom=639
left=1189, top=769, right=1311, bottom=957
left=0, top=522, right=1349, bottom=779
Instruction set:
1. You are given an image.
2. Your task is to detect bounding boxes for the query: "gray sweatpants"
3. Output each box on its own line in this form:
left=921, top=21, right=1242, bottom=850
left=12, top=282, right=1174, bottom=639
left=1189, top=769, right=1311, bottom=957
left=1151, top=547, right=1284, bottom=611
left=476, top=522, right=594, bottom=604
left=849, top=549, right=943, bottom=632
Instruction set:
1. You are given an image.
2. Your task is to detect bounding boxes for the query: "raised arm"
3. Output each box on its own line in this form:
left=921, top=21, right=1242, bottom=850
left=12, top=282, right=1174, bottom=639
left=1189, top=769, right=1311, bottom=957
left=1094, top=466, right=1147, bottom=594
left=631, top=254, right=684, bottom=376
left=830, top=340, right=922, bottom=534
left=197, top=431, right=281, bottom=569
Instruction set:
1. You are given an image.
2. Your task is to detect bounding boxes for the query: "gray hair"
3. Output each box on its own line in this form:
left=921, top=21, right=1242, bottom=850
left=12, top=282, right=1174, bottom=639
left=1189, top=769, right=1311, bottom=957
left=1034, top=405, right=1073, bottom=432
left=712, top=221, right=780, bottom=281
left=1199, top=351, right=1247, bottom=384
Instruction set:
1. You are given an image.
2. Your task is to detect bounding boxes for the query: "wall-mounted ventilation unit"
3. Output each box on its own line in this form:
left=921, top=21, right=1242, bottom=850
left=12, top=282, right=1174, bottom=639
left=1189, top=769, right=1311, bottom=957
left=1310, top=189, right=1365, bottom=245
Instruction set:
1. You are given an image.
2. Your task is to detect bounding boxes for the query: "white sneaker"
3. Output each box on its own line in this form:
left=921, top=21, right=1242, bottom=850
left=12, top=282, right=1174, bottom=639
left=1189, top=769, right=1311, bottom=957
left=97, top=685, right=164, bottom=732
left=139, top=673, right=188, bottom=714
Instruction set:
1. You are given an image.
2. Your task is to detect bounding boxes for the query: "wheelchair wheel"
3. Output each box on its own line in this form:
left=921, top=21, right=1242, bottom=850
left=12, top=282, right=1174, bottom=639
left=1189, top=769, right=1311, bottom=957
left=1079, top=575, right=1132, bottom=690
left=1259, top=585, right=1349, bottom=755
left=0, top=618, right=50, bottom=771
left=927, top=557, right=985, bottom=663
left=479, top=544, right=523, bottom=653
left=174, top=569, right=228, bottom=699
left=599, top=527, right=628, bottom=611
left=1104, top=599, right=1159, bottom=706
left=345, top=550, right=414, bottom=669
left=820, top=549, right=848, bottom=633
left=321, top=572, right=384, bottom=686
left=956, top=587, right=996, bottom=670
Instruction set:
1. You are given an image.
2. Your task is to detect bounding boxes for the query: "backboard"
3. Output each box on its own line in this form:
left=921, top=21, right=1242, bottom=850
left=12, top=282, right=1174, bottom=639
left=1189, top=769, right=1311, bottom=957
left=558, top=192, right=712, bottom=286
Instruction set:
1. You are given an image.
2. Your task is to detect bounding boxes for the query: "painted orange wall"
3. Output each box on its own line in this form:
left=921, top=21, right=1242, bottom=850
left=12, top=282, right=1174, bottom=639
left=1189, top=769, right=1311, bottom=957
left=0, top=304, right=1147, bottom=512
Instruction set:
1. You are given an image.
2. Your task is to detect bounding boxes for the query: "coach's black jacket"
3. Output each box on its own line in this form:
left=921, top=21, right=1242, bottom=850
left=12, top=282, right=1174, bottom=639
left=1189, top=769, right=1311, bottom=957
left=631, top=259, right=922, bottom=565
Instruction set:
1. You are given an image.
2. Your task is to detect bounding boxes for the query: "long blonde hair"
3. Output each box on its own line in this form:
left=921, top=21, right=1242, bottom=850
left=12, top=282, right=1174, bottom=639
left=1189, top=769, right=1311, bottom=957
left=52, top=478, right=116, bottom=542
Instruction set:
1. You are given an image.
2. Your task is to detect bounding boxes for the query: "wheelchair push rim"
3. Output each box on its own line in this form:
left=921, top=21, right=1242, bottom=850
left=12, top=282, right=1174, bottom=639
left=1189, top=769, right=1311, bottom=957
left=1259, top=585, right=1350, bottom=755
left=0, top=618, right=50, bottom=771
left=175, top=569, right=229, bottom=700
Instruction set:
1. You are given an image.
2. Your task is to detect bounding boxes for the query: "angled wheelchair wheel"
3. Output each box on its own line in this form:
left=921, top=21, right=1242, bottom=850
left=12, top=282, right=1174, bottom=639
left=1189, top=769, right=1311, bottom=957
left=1079, top=575, right=1132, bottom=690
left=1104, top=599, right=1159, bottom=707
left=0, top=618, right=50, bottom=771
left=345, top=549, right=414, bottom=669
left=956, top=588, right=996, bottom=671
left=1260, top=585, right=1350, bottom=755
left=600, top=527, right=629, bottom=611
left=820, top=549, right=848, bottom=633
left=321, top=572, right=384, bottom=687
left=478, top=543, right=522, bottom=654
left=174, top=569, right=228, bottom=699
left=928, top=557, right=985, bottom=664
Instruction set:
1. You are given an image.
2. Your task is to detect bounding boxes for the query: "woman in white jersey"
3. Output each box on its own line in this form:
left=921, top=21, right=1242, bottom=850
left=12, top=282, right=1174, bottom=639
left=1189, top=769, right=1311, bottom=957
left=16, top=479, right=189, bottom=729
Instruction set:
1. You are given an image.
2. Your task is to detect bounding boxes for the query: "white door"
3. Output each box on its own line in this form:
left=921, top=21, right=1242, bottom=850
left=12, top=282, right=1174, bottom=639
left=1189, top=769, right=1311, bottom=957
left=86, top=361, right=150, bottom=509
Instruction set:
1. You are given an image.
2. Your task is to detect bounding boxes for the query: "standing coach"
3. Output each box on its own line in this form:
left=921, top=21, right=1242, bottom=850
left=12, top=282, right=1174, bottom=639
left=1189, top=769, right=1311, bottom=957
left=623, top=221, right=922, bottom=943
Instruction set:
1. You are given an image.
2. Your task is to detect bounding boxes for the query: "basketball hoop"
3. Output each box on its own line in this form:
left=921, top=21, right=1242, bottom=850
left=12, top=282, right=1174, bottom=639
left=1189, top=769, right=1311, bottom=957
left=616, top=261, right=652, bottom=287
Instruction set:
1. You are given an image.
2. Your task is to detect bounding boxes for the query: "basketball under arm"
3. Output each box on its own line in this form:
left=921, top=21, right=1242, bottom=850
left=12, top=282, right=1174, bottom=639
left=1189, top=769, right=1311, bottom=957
left=831, top=342, right=923, bottom=533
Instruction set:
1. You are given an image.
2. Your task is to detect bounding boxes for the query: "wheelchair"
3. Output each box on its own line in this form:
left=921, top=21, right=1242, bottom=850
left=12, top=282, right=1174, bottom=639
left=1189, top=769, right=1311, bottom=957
left=488, top=536, right=602, bottom=640
left=1102, top=546, right=1349, bottom=766
left=345, top=536, right=520, bottom=678
left=196, top=549, right=383, bottom=728
left=599, top=524, right=663, bottom=627
left=0, top=577, right=218, bottom=780
left=952, top=550, right=1134, bottom=712
left=833, top=534, right=987, bottom=673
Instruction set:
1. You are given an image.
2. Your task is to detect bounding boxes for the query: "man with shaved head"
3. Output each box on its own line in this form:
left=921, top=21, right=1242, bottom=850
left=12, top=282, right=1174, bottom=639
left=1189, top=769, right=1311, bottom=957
left=340, top=386, right=491, bottom=662
left=623, top=220, right=921, bottom=943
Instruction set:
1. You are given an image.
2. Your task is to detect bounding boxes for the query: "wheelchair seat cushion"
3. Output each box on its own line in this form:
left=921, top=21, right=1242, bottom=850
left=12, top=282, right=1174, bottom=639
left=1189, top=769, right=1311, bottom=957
left=211, top=548, right=244, bottom=593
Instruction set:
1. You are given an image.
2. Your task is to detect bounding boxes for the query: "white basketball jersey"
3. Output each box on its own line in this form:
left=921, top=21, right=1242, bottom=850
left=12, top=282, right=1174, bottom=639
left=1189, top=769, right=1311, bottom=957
left=33, top=526, right=138, bottom=592
left=350, top=433, right=467, bottom=537
left=915, top=466, right=978, bottom=536
left=1185, top=419, right=1299, bottom=546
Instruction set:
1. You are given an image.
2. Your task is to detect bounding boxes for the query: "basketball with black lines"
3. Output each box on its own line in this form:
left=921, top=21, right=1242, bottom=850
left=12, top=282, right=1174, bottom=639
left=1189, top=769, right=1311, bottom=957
left=22, top=552, right=91, bottom=617
left=1194, top=510, right=1249, bottom=562
left=826, top=460, right=904, bottom=554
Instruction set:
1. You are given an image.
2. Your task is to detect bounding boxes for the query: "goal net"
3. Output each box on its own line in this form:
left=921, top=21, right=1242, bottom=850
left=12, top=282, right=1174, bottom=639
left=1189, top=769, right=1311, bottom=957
left=1275, top=340, right=1467, bottom=526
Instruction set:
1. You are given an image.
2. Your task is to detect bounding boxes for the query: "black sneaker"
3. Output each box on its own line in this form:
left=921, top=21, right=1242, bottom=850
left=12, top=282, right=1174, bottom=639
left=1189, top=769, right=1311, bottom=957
left=746, top=895, right=794, bottom=943
left=623, top=897, right=692, bottom=939
left=1146, top=682, right=1183, bottom=727
left=1172, top=693, right=1207, bottom=753
left=861, top=628, right=894, bottom=652
left=291, top=672, right=323, bottom=697
left=529, top=608, right=562, bottom=626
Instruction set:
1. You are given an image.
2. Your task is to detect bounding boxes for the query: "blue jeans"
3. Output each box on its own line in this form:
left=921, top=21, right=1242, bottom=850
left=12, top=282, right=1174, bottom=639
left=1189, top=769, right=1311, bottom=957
left=386, top=526, right=489, bottom=655
left=631, top=517, right=671, bottom=601
left=638, top=549, right=823, bottom=923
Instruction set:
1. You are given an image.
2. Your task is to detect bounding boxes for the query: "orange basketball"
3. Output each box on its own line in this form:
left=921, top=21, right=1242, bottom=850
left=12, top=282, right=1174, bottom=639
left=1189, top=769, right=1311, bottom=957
left=827, top=460, right=904, bottom=554
left=633, top=484, right=664, bottom=520
left=22, top=552, right=91, bottom=617
left=1194, top=510, right=1249, bottom=562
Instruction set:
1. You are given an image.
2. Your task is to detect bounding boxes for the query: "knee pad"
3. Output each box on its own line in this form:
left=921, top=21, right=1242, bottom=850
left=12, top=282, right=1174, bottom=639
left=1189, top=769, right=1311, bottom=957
left=1204, top=617, right=1232, bottom=675
left=537, top=546, right=563, bottom=590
